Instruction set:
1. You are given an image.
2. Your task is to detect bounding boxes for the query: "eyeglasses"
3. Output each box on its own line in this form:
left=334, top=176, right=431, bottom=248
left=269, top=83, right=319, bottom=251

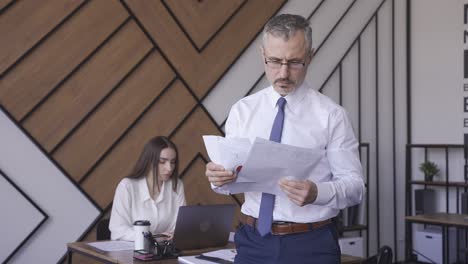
left=264, top=56, right=307, bottom=70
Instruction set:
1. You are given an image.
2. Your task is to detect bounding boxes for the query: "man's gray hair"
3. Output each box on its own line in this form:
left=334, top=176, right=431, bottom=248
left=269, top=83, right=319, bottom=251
left=262, top=14, right=312, bottom=52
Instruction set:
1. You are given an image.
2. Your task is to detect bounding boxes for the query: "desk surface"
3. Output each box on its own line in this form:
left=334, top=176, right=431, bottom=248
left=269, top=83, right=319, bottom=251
left=68, top=242, right=363, bottom=264
left=405, top=213, right=468, bottom=227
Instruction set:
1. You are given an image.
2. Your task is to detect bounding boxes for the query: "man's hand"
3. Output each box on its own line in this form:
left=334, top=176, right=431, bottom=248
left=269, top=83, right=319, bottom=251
left=205, top=162, right=236, bottom=187
left=279, top=178, right=318, bottom=206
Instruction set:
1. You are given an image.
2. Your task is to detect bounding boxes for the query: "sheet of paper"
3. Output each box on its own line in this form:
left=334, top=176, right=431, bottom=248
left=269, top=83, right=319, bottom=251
left=237, top=138, right=324, bottom=183
left=178, top=256, right=211, bottom=264
left=178, top=249, right=236, bottom=264
left=202, top=136, right=251, bottom=171
left=203, top=248, right=236, bottom=260
left=226, top=181, right=286, bottom=198
left=87, top=240, right=133, bottom=251
left=203, top=136, right=325, bottom=196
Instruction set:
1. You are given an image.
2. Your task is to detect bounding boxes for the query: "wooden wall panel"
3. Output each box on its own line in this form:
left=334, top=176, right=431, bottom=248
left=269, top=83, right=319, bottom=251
left=0, top=0, right=14, bottom=11
left=23, top=20, right=152, bottom=152
left=163, top=0, right=244, bottom=49
left=53, top=51, right=175, bottom=182
left=0, top=0, right=84, bottom=74
left=81, top=80, right=197, bottom=208
left=0, top=0, right=128, bottom=120
left=171, top=107, right=221, bottom=169
left=124, top=0, right=284, bottom=98
left=0, top=1, right=283, bottom=261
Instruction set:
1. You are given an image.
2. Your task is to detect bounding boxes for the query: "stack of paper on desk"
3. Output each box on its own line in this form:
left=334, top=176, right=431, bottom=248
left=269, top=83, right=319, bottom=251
left=179, top=248, right=236, bottom=264
left=87, top=241, right=133, bottom=251
left=202, top=136, right=324, bottom=197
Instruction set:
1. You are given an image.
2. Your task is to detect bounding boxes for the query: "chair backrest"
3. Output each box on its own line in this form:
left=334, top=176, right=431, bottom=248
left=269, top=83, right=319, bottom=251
left=376, top=245, right=393, bottom=264
left=96, top=218, right=111, bottom=241
left=361, top=245, right=393, bottom=264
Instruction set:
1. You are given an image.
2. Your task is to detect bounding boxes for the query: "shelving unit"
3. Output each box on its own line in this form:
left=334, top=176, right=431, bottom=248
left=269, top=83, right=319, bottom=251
left=405, top=144, right=467, bottom=264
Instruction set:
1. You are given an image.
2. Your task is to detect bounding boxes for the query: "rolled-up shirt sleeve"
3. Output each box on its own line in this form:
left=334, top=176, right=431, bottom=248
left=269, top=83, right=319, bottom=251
left=313, top=108, right=366, bottom=209
left=109, top=182, right=135, bottom=241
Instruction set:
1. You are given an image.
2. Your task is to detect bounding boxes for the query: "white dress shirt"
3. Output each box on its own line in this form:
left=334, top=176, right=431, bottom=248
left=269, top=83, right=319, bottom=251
left=109, top=177, right=186, bottom=241
left=215, top=83, right=365, bottom=223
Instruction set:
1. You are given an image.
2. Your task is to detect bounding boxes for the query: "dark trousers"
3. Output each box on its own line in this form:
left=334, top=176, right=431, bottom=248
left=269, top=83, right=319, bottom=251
left=234, top=223, right=341, bottom=264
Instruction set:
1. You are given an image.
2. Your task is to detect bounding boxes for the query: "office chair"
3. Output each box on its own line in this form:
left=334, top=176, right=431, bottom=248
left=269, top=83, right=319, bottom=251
left=361, top=245, right=393, bottom=264
left=96, top=218, right=111, bottom=241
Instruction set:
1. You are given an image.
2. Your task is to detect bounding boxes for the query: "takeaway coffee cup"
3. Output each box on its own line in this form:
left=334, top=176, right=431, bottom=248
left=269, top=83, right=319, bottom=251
left=133, top=220, right=150, bottom=251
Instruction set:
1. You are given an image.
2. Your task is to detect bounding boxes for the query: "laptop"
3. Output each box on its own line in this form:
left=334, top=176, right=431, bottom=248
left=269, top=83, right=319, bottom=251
left=172, top=204, right=236, bottom=250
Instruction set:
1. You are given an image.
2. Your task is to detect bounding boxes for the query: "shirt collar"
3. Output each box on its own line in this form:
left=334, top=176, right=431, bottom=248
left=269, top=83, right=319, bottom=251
left=267, top=82, right=309, bottom=113
left=155, top=181, right=168, bottom=204
left=137, top=177, right=152, bottom=202
left=137, top=177, right=169, bottom=204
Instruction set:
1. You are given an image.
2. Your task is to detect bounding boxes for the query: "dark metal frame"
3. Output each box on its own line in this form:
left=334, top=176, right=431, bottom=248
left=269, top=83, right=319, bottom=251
left=405, top=144, right=467, bottom=264
left=361, top=143, right=371, bottom=258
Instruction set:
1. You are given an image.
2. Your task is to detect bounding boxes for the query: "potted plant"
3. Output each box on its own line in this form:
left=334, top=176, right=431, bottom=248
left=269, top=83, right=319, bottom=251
left=419, top=161, right=440, bottom=182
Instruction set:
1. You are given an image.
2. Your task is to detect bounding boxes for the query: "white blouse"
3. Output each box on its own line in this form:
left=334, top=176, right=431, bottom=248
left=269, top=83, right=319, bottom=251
left=109, top=177, right=186, bottom=241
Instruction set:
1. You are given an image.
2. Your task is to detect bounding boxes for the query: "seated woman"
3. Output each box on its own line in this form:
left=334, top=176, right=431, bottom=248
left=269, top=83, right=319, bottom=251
left=109, top=136, right=186, bottom=241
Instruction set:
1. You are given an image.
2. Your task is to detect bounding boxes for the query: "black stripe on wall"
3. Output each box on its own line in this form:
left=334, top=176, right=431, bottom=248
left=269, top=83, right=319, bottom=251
left=465, top=49, right=468, bottom=79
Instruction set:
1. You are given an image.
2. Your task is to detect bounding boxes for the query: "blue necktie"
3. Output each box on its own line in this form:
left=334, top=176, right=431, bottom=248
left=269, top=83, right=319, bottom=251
left=257, top=97, right=286, bottom=236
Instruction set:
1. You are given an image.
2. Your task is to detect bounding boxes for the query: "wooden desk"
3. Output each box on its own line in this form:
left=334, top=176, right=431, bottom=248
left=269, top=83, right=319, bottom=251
left=405, top=213, right=468, bottom=227
left=405, top=213, right=468, bottom=264
left=67, top=242, right=363, bottom=264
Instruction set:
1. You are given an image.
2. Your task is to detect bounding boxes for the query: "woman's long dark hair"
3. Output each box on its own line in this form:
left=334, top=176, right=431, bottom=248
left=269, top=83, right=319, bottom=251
left=126, top=136, right=179, bottom=192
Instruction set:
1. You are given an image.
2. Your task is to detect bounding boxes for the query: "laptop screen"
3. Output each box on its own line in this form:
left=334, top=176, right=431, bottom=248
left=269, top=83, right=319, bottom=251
left=172, top=204, right=236, bottom=250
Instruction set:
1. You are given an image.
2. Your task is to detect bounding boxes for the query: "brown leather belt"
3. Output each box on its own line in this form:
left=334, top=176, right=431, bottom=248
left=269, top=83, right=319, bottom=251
left=241, top=214, right=332, bottom=235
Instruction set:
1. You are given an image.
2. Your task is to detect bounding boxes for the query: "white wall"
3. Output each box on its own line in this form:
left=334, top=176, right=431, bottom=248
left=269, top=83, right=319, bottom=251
left=410, top=1, right=468, bottom=263
left=0, top=109, right=100, bottom=263
left=412, top=0, right=466, bottom=144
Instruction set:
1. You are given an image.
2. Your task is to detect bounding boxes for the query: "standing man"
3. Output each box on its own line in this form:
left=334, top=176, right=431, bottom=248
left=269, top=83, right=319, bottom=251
left=206, top=14, right=365, bottom=264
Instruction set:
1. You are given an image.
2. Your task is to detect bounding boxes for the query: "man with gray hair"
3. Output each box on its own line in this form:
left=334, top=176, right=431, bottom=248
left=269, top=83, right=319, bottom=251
left=206, top=14, right=365, bottom=263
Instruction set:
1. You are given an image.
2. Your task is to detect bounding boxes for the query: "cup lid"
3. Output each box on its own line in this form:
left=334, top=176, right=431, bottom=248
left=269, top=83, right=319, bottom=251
left=133, top=220, right=150, bottom=226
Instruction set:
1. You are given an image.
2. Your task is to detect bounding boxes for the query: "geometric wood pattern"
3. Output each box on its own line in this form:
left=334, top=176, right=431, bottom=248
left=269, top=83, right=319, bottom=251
left=0, top=0, right=15, bottom=12
left=124, top=0, right=285, bottom=98
left=53, top=50, right=176, bottom=182
left=0, top=0, right=129, bottom=120
left=81, top=79, right=197, bottom=208
left=162, top=0, right=246, bottom=50
left=23, top=20, right=153, bottom=152
left=0, top=0, right=285, bottom=262
left=0, top=0, right=85, bottom=75
left=180, top=156, right=243, bottom=228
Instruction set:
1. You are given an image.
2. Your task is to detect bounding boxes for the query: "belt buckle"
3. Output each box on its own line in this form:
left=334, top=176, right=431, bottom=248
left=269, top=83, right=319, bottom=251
left=273, top=221, right=288, bottom=225
left=271, top=222, right=294, bottom=236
